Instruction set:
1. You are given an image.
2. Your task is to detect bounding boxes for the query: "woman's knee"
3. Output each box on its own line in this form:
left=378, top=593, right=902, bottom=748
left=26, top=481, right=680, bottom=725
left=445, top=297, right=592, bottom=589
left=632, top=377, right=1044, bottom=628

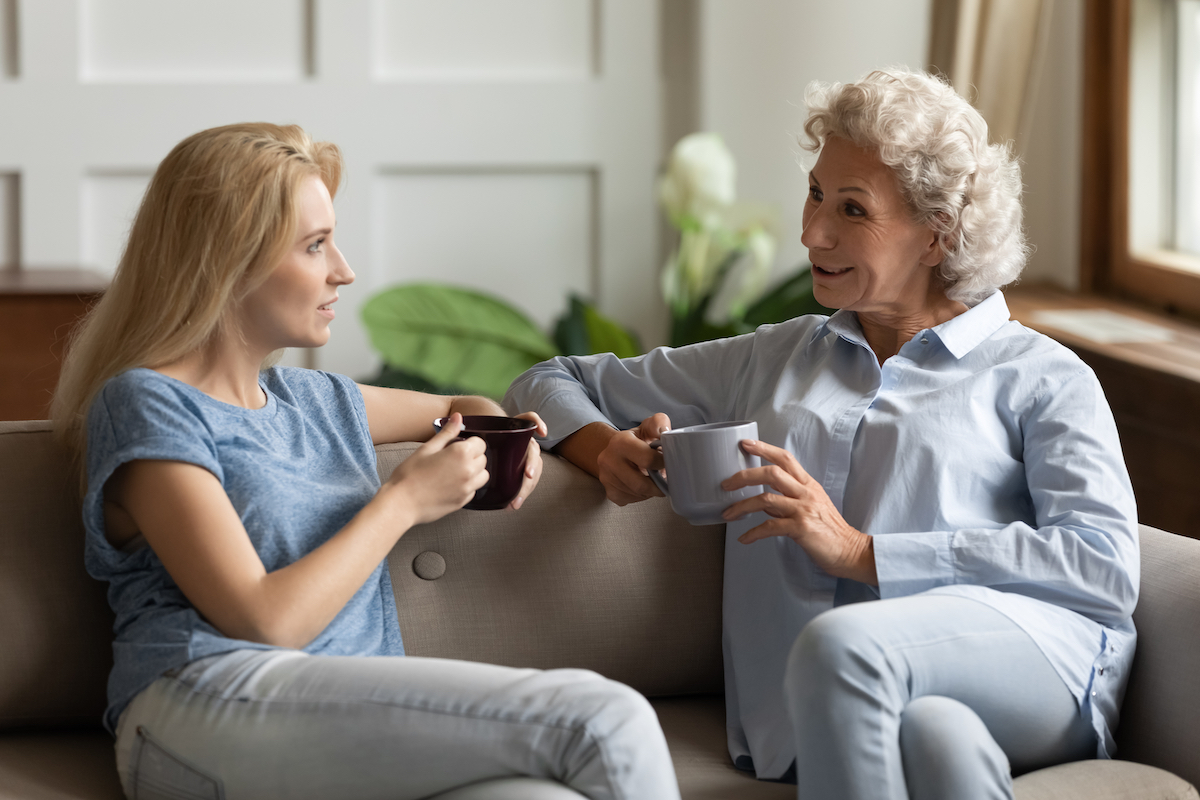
left=548, top=670, right=659, bottom=738
left=900, top=696, right=1010, bottom=799
left=594, top=679, right=660, bottom=739
left=784, top=604, right=891, bottom=705
left=900, top=696, right=1000, bottom=763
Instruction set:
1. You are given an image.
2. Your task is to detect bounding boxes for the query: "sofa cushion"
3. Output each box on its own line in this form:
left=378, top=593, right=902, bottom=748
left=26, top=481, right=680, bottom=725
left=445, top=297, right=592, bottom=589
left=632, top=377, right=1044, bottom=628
left=1116, top=525, right=1200, bottom=789
left=0, top=421, right=112, bottom=730
left=0, top=731, right=124, bottom=799
left=1012, top=759, right=1199, bottom=799
left=652, top=695, right=793, bottom=800
left=380, top=443, right=725, bottom=698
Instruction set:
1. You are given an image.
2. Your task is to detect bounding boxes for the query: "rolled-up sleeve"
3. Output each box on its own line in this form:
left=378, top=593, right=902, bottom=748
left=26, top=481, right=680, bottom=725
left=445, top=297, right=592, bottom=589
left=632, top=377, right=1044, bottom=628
left=503, top=335, right=759, bottom=448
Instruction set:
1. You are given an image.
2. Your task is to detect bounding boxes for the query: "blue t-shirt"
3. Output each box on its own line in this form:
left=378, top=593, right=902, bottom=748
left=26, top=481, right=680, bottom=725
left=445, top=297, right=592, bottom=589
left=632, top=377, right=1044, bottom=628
left=83, top=366, right=405, bottom=733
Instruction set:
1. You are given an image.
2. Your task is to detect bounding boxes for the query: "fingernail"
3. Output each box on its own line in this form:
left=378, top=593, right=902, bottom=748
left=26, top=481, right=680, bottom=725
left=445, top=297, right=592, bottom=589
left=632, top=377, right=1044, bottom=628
left=513, top=496, right=524, bottom=510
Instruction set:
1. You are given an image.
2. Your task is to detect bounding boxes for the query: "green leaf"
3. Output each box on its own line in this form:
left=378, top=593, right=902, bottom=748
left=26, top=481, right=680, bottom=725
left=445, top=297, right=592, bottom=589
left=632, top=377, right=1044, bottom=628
left=552, top=297, right=590, bottom=356
left=361, top=283, right=558, bottom=400
left=669, top=293, right=750, bottom=347
left=743, top=265, right=834, bottom=327
left=554, top=295, right=643, bottom=358
left=581, top=298, right=642, bottom=358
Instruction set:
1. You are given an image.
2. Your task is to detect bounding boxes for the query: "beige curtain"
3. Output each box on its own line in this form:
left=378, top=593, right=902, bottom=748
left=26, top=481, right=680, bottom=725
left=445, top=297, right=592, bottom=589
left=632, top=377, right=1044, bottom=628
left=928, top=0, right=1053, bottom=149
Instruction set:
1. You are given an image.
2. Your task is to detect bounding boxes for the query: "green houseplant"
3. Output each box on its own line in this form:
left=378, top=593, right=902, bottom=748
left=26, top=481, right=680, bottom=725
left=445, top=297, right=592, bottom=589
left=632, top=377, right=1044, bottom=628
left=361, top=285, right=640, bottom=400
left=658, top=132, right=829, bottom=346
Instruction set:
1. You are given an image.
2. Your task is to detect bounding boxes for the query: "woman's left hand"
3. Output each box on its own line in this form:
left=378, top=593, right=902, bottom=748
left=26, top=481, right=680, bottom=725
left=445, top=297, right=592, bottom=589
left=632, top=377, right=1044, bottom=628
left=721, top=439, right=878, bottom=586
left=510, top=412, right=548, bottom=510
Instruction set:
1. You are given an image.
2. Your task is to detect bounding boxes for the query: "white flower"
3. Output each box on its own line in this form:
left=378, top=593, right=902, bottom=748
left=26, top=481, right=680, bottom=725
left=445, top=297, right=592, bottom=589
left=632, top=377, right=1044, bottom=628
left=732, top=227, right=777, bottom=312
left=661, top=228, right=729, bottom=314
left=659, top=133, right=737, bottom=224
left=703, top=227, right=777, bottom=326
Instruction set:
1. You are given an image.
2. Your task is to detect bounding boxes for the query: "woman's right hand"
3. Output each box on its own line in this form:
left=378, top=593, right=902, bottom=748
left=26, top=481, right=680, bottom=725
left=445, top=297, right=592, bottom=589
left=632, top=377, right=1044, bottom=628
left=595, top=413, right=673, bottom=506
left=386, top=413, right=489, bottom=525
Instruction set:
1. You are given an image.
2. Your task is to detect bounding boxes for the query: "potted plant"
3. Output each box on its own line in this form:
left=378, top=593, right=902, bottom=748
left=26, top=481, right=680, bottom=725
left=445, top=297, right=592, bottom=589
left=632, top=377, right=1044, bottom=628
left=659, top=132, right=828, bottom=347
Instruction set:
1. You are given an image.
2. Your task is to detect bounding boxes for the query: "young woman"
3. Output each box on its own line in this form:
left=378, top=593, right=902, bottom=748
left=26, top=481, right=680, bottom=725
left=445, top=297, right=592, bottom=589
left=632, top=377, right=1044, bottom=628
left=52, top=123, right=680, bottom=800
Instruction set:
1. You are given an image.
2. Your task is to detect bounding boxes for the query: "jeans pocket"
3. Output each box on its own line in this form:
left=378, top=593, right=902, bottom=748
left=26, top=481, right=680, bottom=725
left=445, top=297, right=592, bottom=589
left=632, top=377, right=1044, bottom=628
left=130, top=725, right=225, bottom=800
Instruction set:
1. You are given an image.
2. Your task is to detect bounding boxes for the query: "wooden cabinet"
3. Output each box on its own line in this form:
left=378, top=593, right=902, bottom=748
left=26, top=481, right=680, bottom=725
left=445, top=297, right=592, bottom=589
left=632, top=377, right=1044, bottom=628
left=0, top=270, right=107, bottom=421
left=1006, top=285, right=1200, bottom=540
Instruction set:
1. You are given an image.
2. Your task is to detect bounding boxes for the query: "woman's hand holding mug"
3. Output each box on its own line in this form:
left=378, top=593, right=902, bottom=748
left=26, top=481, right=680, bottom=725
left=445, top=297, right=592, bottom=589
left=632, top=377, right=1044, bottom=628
left=721, top=440, right=878, bottom=586
left=388, top=413, right=489, bottom=525
left=596, top=413, right=673, bottom=506
left=510, top=411, right=547, bottom=510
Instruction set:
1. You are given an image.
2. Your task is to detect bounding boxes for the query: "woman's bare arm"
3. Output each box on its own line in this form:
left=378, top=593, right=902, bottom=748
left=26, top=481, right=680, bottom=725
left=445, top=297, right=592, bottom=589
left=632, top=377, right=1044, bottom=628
left=357, top=384, right=505, bottom=445
left=553, top=421, right=616, bottom=477
left=105, top=417, right=485, bottom=649
left=556, top=416, right=671, bottom=506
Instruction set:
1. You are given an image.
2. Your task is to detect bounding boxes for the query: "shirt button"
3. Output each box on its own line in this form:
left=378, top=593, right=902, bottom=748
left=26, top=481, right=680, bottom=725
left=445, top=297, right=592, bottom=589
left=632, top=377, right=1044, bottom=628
left=1091, top=691, right=1097, bottom=697
left=1098, top=667, right=1104, bottom=675
left=920, top=337, right=929, bottom=345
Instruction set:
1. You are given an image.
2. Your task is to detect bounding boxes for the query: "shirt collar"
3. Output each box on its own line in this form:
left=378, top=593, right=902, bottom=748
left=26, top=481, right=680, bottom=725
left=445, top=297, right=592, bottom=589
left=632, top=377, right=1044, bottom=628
left=822, top=309, right=869, bottom=349
left=928, top=290, right=1011, bottom=359
left=817, top=290, right=1012, bottom=360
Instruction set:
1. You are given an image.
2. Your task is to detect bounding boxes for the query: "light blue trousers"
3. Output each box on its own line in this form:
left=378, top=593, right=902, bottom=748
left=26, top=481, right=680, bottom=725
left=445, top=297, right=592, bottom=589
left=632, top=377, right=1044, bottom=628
left=114, top=649, right=681, bottom=800
left=784, top=594, right=1097, bottom=800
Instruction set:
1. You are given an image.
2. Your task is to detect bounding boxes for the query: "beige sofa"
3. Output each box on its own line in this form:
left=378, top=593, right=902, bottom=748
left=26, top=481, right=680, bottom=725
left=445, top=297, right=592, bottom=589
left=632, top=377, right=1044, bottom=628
left=1, top=418, right=1197, bottom=799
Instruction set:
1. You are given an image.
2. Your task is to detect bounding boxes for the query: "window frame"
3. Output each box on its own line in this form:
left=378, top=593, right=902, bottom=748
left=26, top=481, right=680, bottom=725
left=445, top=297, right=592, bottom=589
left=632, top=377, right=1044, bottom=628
left=1083, top=0, right=1200, bottom=316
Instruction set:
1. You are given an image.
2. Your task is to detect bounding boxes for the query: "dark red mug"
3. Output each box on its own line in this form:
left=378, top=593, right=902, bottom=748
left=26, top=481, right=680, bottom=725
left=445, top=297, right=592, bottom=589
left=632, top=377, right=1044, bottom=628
left=433, top=416, right=538, bottom=510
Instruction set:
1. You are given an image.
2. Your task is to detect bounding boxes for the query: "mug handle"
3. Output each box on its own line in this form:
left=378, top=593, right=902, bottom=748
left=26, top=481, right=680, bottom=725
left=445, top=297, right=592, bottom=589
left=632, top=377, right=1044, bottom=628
left=646, top=440, right=668, bottom=495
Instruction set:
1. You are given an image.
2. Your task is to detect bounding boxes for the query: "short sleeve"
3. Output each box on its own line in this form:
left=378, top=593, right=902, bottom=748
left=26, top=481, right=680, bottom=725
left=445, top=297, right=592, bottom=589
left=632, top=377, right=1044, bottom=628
left=82, top=370, right=224, bottom=575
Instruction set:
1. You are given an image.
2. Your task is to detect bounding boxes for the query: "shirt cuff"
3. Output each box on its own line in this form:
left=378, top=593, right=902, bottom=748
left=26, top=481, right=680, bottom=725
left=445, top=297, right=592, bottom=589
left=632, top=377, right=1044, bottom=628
left=503, top=388, right=615, bottom=450
left=873, top=531, right=956, bottom=599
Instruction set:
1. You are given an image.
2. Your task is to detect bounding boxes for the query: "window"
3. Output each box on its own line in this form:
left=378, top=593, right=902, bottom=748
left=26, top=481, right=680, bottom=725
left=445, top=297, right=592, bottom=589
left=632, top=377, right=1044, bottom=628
left=1084, top=0, right=1200, bottom=315
left=1176, top=0, right=1200, bottom=255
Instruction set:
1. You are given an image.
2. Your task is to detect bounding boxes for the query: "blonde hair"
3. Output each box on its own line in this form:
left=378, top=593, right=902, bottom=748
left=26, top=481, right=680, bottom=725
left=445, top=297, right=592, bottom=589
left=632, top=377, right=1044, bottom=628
left=801, top=69, right=1028, bottom=305
left=52, top=123, right=343, bottom=482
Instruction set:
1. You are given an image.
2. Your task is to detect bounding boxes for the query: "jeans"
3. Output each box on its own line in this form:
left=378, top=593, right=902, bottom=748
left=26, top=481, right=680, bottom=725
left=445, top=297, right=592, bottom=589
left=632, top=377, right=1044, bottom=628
left=114, top=649, right=681, bottom=800
left=784, top=594, right=1097, bottom=800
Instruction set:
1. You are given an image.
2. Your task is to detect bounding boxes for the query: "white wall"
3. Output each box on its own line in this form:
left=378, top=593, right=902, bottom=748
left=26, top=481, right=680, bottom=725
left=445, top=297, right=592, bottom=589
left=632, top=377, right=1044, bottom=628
left=691, top=0, right=1082, bottom=294
left=1, top=0, right=660, bottom=378
left=1, top=0, right=1085, bottom=380
left=696, top=0, right=933, bottom=280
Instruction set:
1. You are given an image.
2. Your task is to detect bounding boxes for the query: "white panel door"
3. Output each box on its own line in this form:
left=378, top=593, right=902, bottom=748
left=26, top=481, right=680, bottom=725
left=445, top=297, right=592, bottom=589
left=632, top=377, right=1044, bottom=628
left=0, top=0, right=661, bottom=378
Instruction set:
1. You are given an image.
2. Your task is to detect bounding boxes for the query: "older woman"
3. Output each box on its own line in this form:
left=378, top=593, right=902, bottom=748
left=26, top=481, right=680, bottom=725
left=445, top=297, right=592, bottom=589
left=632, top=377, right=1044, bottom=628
left=504, top=69, right=1138, bottom=799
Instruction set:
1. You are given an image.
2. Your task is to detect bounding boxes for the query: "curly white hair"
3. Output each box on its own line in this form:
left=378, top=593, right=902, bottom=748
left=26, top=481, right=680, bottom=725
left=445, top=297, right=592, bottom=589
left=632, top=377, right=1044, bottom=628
left=801, top=69, right=1028, bottom=305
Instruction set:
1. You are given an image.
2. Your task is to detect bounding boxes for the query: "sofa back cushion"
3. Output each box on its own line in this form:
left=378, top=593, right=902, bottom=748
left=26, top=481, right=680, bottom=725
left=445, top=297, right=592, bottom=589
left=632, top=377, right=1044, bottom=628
left=1117, top=524, right=1200, bottom=788
left=0, top=421, right=112, bottom=730
left=379, top=443, right=725, bottom=697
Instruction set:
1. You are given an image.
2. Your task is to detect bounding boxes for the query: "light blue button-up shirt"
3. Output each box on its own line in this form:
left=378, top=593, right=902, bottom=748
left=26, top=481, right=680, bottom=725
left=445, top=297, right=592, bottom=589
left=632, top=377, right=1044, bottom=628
left=503, top=291, right=1138, bottom=778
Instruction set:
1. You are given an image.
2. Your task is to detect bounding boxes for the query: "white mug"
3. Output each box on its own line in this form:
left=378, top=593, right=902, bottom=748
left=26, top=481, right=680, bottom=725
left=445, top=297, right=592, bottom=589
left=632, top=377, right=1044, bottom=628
left=648, top=421, right=761, bottom=526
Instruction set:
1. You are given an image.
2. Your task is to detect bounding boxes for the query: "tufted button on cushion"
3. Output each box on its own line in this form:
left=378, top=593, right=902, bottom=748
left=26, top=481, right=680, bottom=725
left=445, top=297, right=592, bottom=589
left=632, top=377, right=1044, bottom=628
left=412, top=551, right=446, bottom=581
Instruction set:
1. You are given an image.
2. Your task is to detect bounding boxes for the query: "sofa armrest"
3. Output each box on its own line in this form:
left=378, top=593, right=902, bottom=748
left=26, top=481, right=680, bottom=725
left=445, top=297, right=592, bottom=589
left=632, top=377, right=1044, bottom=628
left=0, top=421, right=112, bottom=731
left=1115, top=525, right=1200, bottom=788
